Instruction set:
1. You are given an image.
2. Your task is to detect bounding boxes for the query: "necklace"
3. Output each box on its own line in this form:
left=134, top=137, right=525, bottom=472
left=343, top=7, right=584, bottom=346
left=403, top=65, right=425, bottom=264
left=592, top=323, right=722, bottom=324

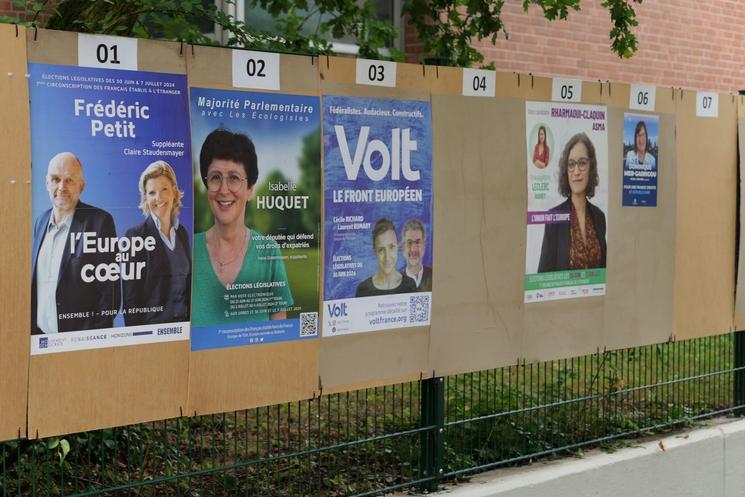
left=212, top=228, right=247, bottom=271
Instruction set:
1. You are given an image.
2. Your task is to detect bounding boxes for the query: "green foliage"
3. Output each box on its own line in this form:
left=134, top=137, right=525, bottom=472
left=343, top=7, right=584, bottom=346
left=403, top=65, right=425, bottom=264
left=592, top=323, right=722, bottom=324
left=2, top=0, right=643, bottom=69
left=402, top=0, right=643, bottom=67
left=2, top=0, right=399, bottom=60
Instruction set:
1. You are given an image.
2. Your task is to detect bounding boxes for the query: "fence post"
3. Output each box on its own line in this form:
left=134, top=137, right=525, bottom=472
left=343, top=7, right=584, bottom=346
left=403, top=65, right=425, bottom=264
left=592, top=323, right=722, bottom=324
left=735, top=331, right=745, bottom=414
left=419, top=376, right=445, bottom=492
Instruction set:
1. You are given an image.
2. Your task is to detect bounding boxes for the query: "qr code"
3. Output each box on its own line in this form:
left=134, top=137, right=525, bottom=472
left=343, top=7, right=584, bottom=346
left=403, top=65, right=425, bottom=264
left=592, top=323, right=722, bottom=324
left=409, top=295, right=430, bottom=323
left=300, top=312, right=318, bottom=336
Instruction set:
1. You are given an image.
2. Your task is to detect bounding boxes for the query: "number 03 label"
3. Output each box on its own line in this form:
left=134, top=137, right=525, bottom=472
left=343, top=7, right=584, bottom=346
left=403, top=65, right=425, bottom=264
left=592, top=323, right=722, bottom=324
left=356, top=59, right=396, bottom=88
left=232, top=50, right=280, bottom=90
left=78, top=34, right=138, bottom=71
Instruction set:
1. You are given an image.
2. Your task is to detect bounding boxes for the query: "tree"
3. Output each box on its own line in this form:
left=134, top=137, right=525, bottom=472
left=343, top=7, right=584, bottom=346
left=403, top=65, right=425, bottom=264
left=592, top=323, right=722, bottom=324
left=402, top=0, right=643, bottom=67
left=2, top=0, right=642, bottom=68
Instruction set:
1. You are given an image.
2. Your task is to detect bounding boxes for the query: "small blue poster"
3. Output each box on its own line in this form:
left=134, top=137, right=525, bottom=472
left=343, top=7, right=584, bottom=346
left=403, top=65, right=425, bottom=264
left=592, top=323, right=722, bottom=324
left=623, top=113, right=659, bottom=207
left=322, top=96, right=433, bottom=336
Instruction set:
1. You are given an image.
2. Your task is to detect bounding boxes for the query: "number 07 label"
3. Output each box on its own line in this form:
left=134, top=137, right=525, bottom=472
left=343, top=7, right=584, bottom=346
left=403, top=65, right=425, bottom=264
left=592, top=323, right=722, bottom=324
left=696, top=91, right=718, bottom=118
left=232, top=50, right=280, bottom=90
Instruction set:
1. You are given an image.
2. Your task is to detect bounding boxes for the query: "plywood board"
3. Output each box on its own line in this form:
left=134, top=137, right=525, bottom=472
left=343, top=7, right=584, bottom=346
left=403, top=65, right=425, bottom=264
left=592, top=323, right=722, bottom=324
left=0, top=24, right=31, bottom=441
left=186, top=45, right=320, bottom=415
left=733, top=98, right=745, bottom=329
left=427, top=94, right=523, bottom=376
left=602, top=110, right=676, bottom=350
left=26, top=28, right=190, bottom=438
left=672, top=91, right=737, bottom=340
left=318, top=57, right=431, bottom=390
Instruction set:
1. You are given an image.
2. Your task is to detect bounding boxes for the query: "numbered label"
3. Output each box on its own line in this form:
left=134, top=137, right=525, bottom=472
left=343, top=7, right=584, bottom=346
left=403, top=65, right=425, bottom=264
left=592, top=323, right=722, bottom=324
left=78, top=34, right=137, bottom=71
left=551, top=78, right=582, bottom=103
left=232, top=50, right=280, bottom=90
left=629, top=84, right=656, bottom=111
left=696, top=91, right=719, bottom=118
left=462, top=68, right=496, bottom=97
left=355, top=59, right=396, bottom=88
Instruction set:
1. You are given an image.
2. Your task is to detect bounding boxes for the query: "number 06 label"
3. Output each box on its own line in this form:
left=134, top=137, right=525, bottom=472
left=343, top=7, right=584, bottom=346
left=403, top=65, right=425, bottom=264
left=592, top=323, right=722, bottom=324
left=78, top=34, right=138, bottom=71
left=232, top=50, right=280, bottom=91
left=356, top=59, right=396, bottom=88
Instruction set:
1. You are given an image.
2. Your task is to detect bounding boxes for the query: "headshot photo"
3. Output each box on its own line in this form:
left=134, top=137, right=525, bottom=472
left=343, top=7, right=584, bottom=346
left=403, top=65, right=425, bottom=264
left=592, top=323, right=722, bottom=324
left=538, top=132, right=607, bottom=273
left=192, top=128, right=293, bottom=323
left=532, top=125, right=551, bottom=169
left=625, top=120, right=657, bottom=169
left=356, top=218, right=417, bottom=297
left=400, top=219, right=432, bottom=292
left=123, top=160, right=191, bottom=326
left=31, top=152, right=120, bottom=334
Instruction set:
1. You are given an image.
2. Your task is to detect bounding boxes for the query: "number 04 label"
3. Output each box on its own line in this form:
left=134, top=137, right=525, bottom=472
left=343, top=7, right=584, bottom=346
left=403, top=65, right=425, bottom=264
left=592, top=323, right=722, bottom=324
left=232, top=50, right=280, bottom=90
left=78, top=34, right=138, bottom=71
left=462, top=68, right=495, bottom=97
left=356, top=59, right=396, bottom=88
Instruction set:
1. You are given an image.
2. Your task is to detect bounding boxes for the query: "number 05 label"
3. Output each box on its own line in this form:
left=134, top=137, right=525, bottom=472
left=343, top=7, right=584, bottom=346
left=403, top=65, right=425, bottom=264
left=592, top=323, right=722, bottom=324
left=696, top=91, right=718, bottom=118
left=232, top=50, right=280, bottom=90
left=356, top=59, right=396, bottom=88
left=552, top=78, right=582, bottom=102
left=78, top=34, right=138, bottom=71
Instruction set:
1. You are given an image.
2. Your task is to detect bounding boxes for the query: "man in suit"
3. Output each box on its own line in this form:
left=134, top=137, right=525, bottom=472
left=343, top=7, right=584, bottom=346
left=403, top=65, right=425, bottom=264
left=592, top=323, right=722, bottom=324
left=400, top=219, right=432, bottom=292
left=32, top=152, right=120, bottom=334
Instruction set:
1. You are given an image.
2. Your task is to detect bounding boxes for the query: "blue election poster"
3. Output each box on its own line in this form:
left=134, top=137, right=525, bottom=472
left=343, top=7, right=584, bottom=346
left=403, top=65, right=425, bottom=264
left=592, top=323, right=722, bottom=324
left=623, top=113, right=659, bottom=207
left=323, top=96, right=433, bottom=336
left=28, top=63, right=192, bottom=354
left=189, top=88, right=321, bottom=351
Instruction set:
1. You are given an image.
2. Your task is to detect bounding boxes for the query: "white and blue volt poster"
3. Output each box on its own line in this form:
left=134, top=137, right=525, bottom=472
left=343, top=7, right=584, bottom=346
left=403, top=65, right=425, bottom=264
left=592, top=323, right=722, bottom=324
left=322, top=96, right=433, bottom=336
left=28, top=63, right=192, bottom=354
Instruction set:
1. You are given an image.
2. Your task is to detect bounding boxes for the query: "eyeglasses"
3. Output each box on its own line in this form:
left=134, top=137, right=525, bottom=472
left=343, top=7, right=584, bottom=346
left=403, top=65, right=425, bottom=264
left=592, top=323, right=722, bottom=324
left=205, top=173, right=248, bottom=193
left=567, top=158, right=590, bottom=172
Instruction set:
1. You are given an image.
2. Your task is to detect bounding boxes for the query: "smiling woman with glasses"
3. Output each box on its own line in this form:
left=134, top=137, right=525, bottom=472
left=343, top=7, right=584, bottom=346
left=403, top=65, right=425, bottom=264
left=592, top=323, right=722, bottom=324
left=537, top=132, right=607, bottom=273
left=192, top=128, right=293, bottom=327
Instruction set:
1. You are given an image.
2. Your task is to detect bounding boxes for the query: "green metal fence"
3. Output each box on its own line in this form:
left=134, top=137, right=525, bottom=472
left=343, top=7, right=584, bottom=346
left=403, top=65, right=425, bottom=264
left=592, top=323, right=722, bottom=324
left=2, top=331, right=741, bottom=496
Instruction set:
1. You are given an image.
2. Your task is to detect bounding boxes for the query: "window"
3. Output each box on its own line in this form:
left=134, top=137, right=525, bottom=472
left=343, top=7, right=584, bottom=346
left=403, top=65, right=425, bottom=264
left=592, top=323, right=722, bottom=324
left=210, top=0, right=401, bottom=54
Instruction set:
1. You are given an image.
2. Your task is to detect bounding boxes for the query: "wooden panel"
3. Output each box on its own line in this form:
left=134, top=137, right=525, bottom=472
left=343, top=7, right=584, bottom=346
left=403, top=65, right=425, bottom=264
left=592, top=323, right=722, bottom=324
left=0, top=24, right=31, bottom=441
left=672, top=91, right=737, bottom=339
left=26, top=28, right=190, bottom=438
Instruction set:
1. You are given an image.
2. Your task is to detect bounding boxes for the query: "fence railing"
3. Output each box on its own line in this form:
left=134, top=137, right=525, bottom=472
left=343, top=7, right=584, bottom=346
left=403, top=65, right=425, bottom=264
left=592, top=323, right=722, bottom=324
left=2, top=331, right=741, bottom=496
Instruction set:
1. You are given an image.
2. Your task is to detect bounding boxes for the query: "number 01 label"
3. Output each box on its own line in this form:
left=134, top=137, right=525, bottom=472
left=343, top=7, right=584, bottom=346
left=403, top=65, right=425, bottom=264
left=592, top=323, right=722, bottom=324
left=355, top=59, right=396, bottom=88
left=78, top=34, right=138, bottom=71
left=232, top=50, right=280, bottom=91
left=696, top=91, right=718, bottom=118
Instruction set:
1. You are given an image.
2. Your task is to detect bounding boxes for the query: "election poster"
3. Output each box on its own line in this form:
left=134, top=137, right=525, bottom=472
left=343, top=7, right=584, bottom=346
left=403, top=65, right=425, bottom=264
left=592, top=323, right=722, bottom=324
left=28, top=63, right=192, bottom=354
left=623, top=113, right=659, bottom=207
left=525, top=101, right=609, bottom=303
left=189, top=88, right=320, bottom=351
left=322, top=96, right=433, bottom=336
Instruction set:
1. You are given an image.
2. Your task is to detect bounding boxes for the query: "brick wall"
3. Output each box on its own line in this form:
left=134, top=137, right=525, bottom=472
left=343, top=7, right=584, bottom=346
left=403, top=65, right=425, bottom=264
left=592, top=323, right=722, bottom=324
left=405, top=0, right=745, bottom=93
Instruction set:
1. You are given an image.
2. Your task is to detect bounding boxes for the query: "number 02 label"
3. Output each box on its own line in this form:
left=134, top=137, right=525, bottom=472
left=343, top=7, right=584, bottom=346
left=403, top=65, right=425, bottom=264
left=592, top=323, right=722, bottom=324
left=355, top=59, right=396, bottom=88
left=78, top=34, right=138, bottom=71
left=232, top=50, right=280, bottom=90
left=696, top=91, right=718, bottom=118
